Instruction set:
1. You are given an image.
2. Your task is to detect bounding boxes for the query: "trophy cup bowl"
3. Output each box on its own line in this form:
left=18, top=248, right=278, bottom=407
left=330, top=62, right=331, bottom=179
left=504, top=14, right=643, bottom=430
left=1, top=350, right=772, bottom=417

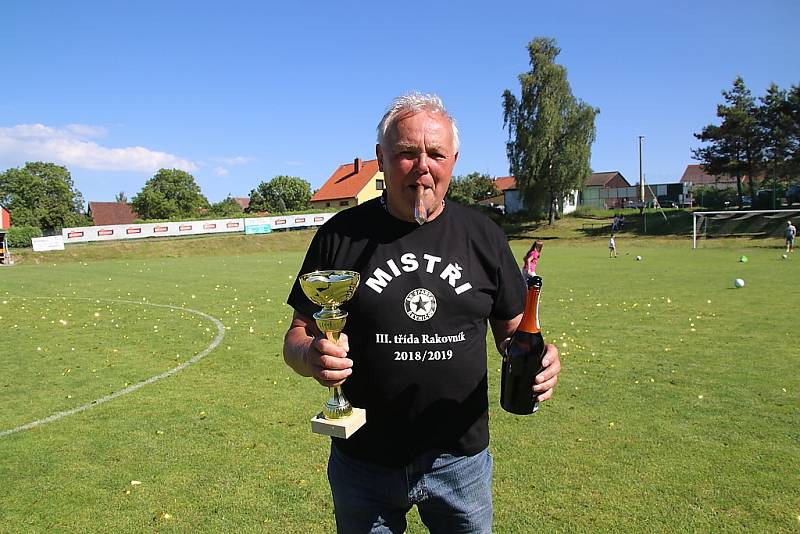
left=298, top=270, right=366, bottom=438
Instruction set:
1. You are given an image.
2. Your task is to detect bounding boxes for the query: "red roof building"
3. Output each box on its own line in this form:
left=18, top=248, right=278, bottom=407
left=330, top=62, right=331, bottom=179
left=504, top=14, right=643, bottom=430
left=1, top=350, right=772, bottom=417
left=477, top=176, right=516, bottom=209
left=492, top=176, right=517, bottom=192
left=311, top=158, right=385, bottom=209
left=0, top=204, right=10, bottom=229
left=679, top=164, right=738, bottom=189
left=234, top=197, right=250, bottom=211
left=495, top=172, right=630, bottom=191
left=584, top=171, right=631, bottom=188
left=88, top=202, right=139, bottom=226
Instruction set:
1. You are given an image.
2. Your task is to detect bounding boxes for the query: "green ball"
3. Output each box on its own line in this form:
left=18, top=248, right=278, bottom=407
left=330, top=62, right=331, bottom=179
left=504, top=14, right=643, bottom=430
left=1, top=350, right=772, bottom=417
left=739, top=255, right=748, bottom=263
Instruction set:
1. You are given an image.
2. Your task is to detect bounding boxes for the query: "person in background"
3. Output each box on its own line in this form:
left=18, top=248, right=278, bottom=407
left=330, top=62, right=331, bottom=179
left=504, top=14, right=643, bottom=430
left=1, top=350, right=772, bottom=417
left=283, top=92, right=561, bottom=533
left=786, top=220, right=796, bottom=252
left=609, top=233, right=617, bottom=258
left=522, top=240, right=541, bottom=279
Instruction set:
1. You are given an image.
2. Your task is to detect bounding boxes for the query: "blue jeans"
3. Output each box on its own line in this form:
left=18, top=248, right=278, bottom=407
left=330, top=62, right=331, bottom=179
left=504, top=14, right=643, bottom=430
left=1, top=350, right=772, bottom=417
left=327, top=443, right=493, bottom=533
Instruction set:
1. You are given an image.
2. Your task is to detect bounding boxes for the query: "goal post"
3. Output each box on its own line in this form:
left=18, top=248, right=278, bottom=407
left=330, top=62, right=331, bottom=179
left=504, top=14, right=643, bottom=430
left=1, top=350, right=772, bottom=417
left=692, top=209, right=800, bottom=249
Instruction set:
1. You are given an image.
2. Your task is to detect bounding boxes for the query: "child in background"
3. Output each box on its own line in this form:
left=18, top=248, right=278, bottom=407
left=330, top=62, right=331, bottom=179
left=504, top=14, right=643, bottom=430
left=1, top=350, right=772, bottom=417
left=609, top=234, right=617, bottom=258
left=523, top=240, right=543, bottom=278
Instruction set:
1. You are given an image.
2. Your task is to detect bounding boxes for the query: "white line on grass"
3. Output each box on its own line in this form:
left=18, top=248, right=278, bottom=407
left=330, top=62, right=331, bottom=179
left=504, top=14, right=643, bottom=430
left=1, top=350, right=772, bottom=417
left=0, top=297, right=226, bottom=438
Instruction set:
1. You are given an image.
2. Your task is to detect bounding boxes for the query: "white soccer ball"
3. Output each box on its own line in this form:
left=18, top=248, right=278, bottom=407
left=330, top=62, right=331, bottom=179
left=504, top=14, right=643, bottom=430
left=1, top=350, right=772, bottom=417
left=635, top=256, right=642, bottom=261
left=734, top=278, right=745, bottom=288
left=782, top=254, right=788, bottom=259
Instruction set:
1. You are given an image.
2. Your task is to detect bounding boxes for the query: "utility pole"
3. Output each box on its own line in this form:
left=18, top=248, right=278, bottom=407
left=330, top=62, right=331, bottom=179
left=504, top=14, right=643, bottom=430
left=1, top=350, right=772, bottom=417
left=638, top=136, right=645, bottom=205
left=639, top=136, right=646, bottom=233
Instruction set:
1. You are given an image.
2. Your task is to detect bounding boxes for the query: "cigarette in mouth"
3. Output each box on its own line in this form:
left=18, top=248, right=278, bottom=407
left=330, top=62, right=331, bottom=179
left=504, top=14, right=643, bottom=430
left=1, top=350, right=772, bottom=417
left=414, top=185, right=427, bottom=225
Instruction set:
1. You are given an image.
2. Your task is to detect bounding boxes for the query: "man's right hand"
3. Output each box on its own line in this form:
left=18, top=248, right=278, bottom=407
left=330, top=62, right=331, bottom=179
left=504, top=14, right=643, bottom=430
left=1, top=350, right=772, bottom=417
left=284, top=311, right=353, bottom=387
left=304, top=332, right=353, bottom=387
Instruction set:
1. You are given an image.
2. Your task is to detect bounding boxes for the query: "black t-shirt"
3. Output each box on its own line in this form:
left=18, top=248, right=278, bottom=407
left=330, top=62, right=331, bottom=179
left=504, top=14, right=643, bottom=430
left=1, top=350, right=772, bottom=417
left=287, top=197, right=525, bottom=466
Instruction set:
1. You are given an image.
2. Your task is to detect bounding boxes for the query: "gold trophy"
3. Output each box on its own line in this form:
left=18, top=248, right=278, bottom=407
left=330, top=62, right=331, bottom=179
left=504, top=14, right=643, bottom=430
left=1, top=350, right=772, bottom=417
left=298, top=270, right=366, bottom=439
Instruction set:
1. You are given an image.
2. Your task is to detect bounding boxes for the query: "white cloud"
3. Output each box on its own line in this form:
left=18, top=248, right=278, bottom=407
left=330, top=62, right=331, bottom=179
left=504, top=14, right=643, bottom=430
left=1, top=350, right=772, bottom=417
left=0, top=123, right=197, bottom=173
left=214, top=166, right=229, bottom=176
left=65, top=124, right=108, bottom=138
left=215, top=156, right=252, bottom=166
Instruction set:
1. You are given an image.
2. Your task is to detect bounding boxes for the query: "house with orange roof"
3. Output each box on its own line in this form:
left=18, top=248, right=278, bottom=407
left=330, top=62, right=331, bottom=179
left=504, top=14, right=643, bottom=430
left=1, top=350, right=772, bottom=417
left=311, top=158, right=385, bottom=210
left=475, top=176, right=516, bottom=213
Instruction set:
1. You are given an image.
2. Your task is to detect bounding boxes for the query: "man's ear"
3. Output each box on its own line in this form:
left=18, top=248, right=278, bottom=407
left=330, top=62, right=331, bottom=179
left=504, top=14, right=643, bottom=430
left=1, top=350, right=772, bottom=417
left=376, top=144, right=384, bottom=171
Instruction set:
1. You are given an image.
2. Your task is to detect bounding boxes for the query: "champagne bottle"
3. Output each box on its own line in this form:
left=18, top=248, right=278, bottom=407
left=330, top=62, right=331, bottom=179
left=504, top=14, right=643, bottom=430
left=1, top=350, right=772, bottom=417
left=501, top=274, right=546, bottom=415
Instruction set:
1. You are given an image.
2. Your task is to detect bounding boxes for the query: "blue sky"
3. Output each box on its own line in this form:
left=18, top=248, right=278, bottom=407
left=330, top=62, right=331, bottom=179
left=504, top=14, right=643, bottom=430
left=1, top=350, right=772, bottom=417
left=2, top=0, right=799, bottom=204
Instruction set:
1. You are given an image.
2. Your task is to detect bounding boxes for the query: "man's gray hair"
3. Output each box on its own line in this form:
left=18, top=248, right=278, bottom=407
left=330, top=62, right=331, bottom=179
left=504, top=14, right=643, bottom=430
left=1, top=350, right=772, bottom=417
left=377, top=92, right=460, bottom=151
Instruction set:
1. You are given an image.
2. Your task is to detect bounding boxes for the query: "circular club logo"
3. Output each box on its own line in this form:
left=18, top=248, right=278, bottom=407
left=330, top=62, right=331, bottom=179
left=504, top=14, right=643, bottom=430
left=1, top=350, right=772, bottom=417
left=404, top=288, right=437, bottom=321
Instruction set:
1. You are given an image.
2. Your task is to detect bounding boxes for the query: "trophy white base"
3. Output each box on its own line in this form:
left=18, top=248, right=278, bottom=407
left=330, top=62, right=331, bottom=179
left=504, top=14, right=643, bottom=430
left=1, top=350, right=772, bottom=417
left=310, top=408, right=366, bottom=439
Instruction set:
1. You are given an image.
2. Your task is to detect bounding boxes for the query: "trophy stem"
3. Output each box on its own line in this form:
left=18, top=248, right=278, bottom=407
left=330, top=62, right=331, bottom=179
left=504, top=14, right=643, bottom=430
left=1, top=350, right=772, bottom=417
left=326, top=331, right=341, bottom=343
left=325, top=385, right=353, bottom=419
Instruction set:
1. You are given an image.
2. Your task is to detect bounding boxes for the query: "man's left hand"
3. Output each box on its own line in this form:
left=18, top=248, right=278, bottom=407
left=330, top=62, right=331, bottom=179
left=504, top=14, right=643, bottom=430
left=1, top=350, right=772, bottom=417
left=534, top=343, right=560, bottom=402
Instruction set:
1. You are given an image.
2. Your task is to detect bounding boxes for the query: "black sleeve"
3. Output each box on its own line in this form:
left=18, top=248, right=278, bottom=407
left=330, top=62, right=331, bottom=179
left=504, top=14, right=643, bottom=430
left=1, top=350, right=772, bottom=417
left=489, top=230, right=526, bottom=321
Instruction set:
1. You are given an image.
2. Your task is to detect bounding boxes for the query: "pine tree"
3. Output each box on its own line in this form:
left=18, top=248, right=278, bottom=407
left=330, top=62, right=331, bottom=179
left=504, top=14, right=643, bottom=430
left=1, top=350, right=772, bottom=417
left=693, top=77, right=763, bottom=205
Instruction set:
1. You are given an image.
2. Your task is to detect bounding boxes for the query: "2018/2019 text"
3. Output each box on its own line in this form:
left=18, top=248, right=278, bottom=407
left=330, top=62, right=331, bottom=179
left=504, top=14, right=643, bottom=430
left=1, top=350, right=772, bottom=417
left=394, top=350, right=453, bottom=361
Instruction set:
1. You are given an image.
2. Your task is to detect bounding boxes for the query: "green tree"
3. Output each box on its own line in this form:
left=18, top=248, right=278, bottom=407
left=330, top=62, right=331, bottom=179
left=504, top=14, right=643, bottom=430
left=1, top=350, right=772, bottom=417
left=759, top=84, right=793, bottom=204
left=208, top=196, right=244, bottom=218
left=502, top=37, right=598, bottom=224
left=0, top=161, right=88, bottom=231
left=247, top=189, right=267, bottom=213
left=248, top=175, right=311, bottom=213
left=131, top=168, right=209, bottom=220
left=447, top=173, right=499, bottom=205
left=693, top=185, right=738, bottom=210
left=786, top=84, right=800, bottom=180
left=693, top=77, right=763, bottom=205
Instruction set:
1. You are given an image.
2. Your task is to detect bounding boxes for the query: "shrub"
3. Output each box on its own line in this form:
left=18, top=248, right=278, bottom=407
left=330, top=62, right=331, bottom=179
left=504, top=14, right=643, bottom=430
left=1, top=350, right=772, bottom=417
left=6, top=226, right=43, bottom=248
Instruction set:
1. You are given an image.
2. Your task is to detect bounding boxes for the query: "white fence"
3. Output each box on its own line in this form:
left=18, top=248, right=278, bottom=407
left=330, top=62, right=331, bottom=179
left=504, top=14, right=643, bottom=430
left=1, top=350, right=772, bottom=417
left=61, top=213, right=334, bottom=245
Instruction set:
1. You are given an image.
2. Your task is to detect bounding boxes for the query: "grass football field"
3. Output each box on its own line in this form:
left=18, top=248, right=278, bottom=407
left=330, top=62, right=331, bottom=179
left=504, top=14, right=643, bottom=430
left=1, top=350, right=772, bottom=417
left=1, top=231, right=798, bottom=532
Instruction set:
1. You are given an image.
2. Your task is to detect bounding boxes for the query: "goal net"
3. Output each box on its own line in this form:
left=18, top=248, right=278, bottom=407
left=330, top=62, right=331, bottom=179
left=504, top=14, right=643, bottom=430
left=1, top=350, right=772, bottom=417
left=692, top=209, right=800, bottom=249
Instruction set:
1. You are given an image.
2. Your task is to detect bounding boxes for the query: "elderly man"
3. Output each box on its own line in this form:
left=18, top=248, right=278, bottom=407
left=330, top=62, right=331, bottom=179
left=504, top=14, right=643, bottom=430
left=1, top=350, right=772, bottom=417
left=284, top=92, right=561, bottom=533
